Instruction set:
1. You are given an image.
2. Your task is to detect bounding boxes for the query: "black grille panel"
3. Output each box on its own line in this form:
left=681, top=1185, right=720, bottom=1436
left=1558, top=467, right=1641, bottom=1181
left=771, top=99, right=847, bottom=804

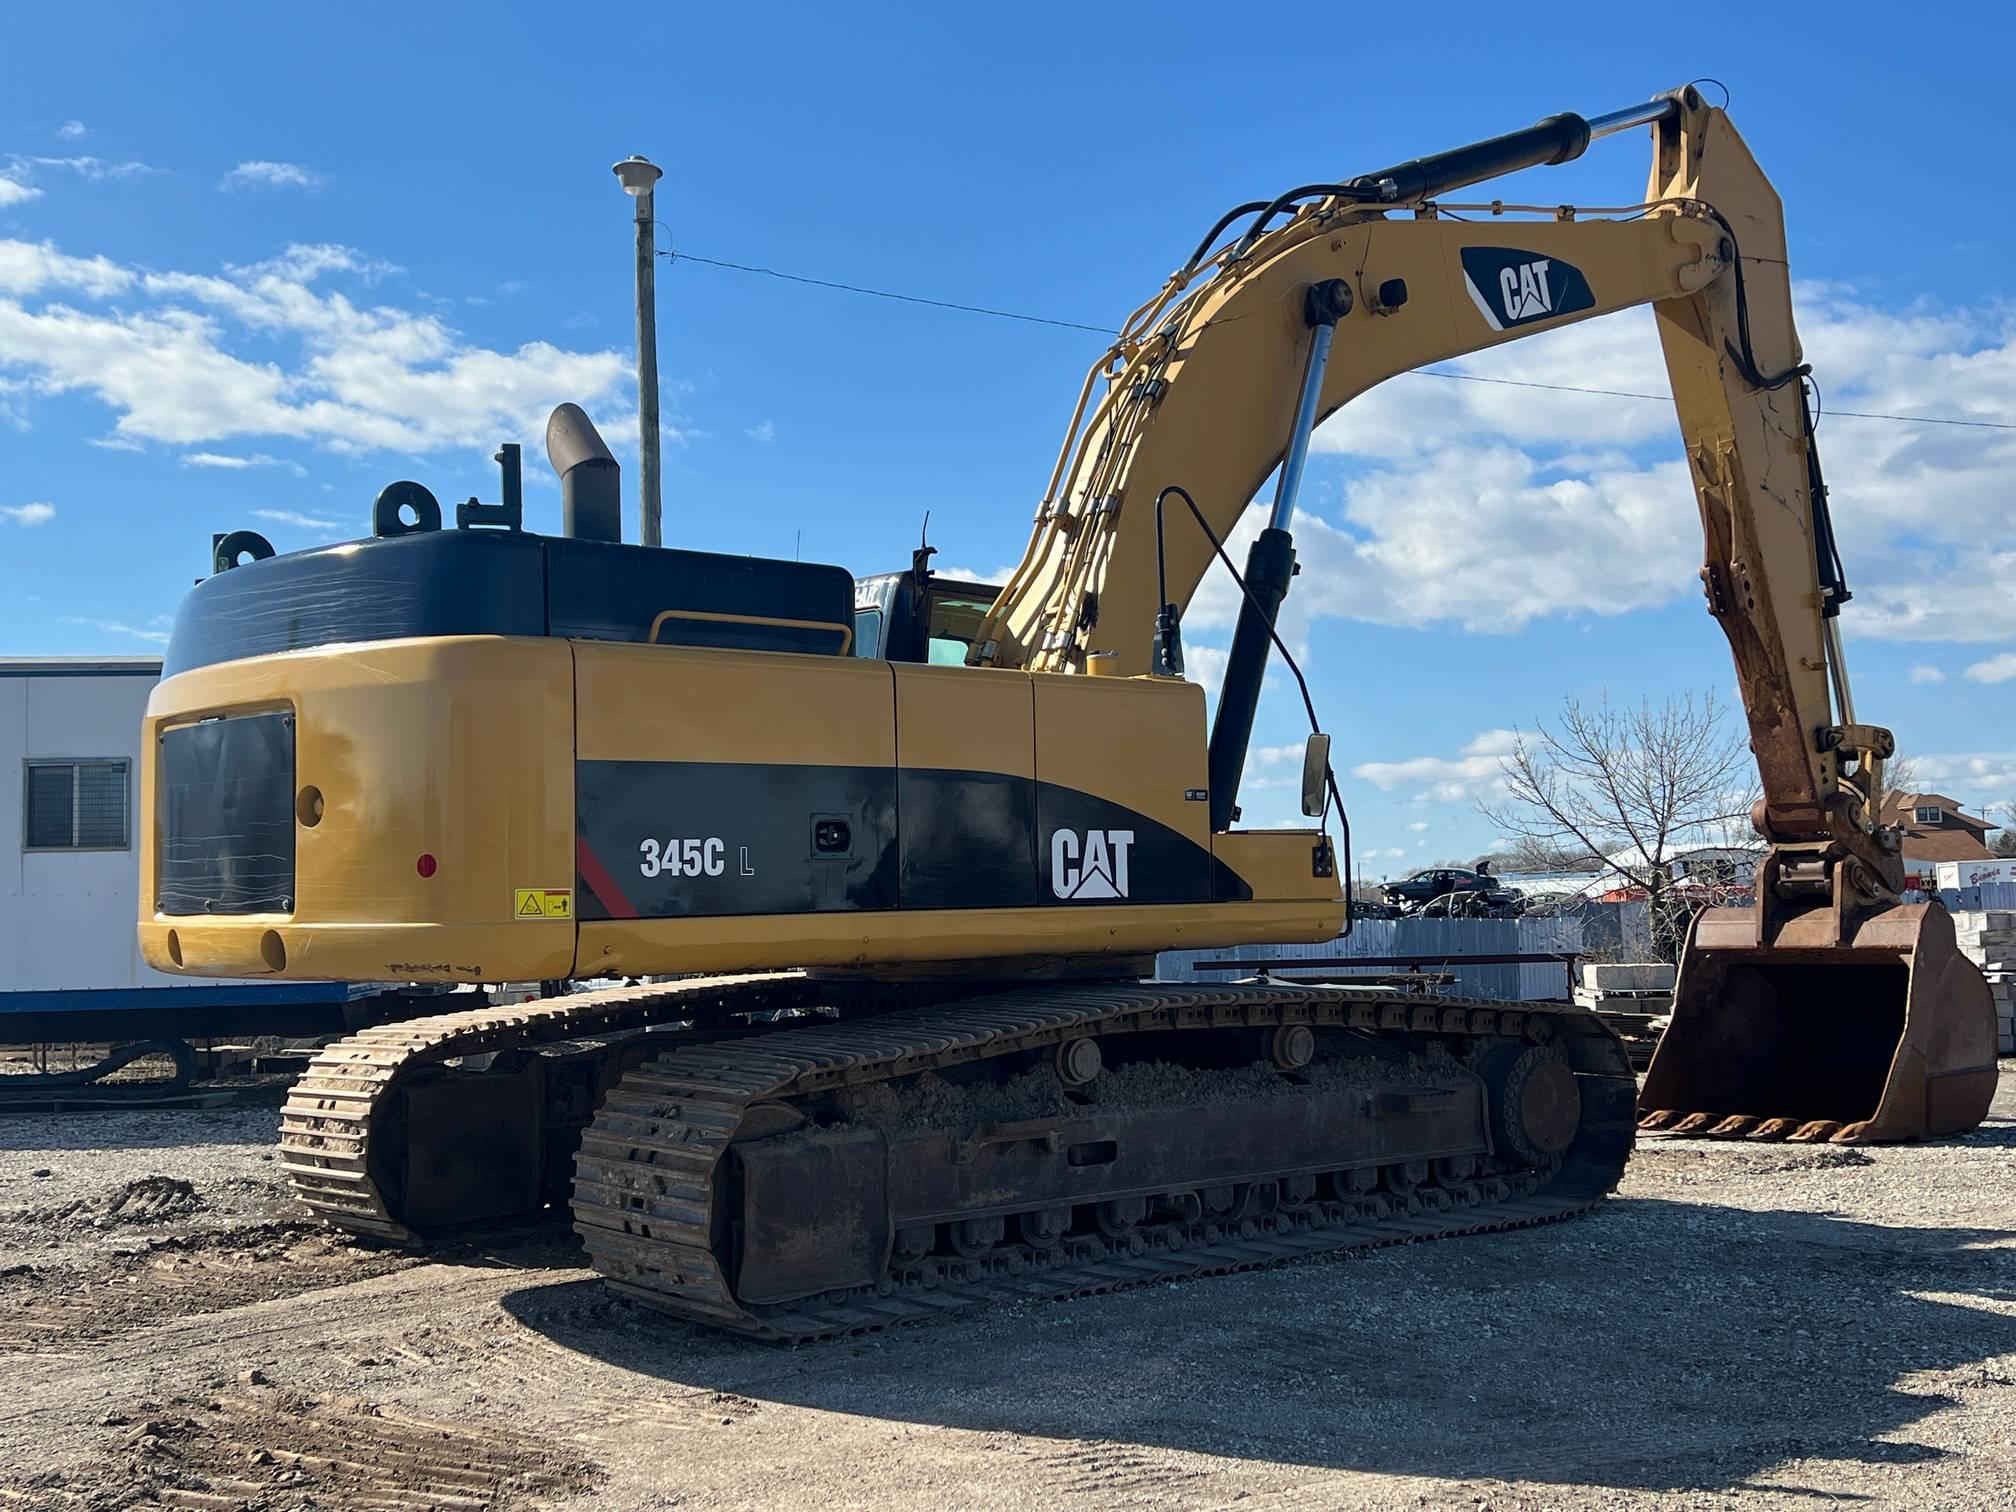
left=158, top=712, right=296, bottom=916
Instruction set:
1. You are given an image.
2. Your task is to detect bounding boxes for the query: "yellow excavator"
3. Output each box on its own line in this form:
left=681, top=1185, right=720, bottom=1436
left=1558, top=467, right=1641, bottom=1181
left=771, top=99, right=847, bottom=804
left=141, top=85, right=1994, bottom=1339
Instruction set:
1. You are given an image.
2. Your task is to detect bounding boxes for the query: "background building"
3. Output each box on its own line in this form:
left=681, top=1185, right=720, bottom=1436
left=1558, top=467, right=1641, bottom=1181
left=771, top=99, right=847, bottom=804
left=1879, top=791, right=1998, bottom=890
left=2, top=658, right=353, bottom=1040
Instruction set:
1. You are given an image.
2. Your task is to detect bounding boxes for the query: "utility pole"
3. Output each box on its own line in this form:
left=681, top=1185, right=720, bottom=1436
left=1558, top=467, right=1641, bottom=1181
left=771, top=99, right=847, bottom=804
left=612, top=154, right=664, bottom=546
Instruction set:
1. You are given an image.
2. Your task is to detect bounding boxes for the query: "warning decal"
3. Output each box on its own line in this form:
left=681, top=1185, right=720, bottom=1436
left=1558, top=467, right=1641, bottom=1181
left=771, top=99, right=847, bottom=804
left=513, top=887, right=573, bottom=920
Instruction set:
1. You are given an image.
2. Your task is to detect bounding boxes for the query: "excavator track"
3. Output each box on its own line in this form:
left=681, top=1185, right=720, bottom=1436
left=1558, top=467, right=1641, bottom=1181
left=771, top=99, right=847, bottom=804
left=279, top=973, right=825, bottom=1242
left=281, top=975, right=1634, bottom=1339
left=572, top=982, right=1637, bottom=1341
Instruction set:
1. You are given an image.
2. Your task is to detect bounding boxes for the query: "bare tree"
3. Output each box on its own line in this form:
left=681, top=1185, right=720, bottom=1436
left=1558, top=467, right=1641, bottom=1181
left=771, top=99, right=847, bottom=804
left=1991, top=802, right=2016, bottom=858
left=1871, top=753, right=1920, bottom=821
left=1490, top=836, right=1606, bottom=875
left=1481, top=690, right=1757, bottom=961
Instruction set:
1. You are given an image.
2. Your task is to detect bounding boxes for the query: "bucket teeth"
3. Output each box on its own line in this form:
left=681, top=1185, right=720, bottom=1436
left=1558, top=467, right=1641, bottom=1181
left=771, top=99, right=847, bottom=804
left=1707, top=1115, right=1758, bottom=1137
left=1829, top=1120, right=1876, bottom=1145
left=1669, top=1112, right=1717, bottom=1135
left=1745, top=1118, right=1799, bottom=1141
left=1636, top=1109, right=1680, bottom=1131
left=1787, top=1119, right=1843, bottom=1144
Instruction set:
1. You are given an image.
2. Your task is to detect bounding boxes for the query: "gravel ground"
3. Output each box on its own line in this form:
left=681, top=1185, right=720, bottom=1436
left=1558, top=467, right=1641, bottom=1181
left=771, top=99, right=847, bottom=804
left=0, top=1069, right=2011, bottom=1509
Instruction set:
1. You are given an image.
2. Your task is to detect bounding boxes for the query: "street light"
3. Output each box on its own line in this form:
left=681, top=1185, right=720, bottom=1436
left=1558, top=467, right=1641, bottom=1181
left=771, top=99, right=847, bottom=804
left=613, top=154, right=663, bottom=547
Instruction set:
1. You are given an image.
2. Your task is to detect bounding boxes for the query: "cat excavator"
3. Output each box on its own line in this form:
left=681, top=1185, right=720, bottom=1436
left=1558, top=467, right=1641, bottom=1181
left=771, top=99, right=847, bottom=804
left=140, top=84, right=1995, bottom=1340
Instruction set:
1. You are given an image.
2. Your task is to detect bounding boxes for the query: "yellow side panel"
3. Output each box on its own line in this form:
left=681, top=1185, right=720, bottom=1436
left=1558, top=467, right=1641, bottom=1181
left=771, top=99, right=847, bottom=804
left=1212, top=831, right=1344, bottom=911
left=139, top=637, right=575, bottom=982
left=1030, top=674, right=1208, bottom=846
left=893, top=662, right=1034, bottom=775
left=576, top=642, right=894, bottom=765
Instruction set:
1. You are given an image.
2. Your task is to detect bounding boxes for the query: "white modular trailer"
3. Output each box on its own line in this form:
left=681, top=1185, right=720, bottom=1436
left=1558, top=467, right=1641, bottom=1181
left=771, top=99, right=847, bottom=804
left=1935, top=859, right=2016, bottom=891
left=1, top=657, right=353, bottom=1038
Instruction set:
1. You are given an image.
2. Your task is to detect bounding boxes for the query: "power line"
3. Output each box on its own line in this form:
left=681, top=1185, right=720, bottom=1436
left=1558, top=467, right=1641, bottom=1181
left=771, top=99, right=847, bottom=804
left=663, top=249, right=1115, bottom=335
left=666, top=247, right=2016, bottom=433
left=1414, top=369, right=2016, bottom=430
left=1415, top=371, right=1667, bottom=401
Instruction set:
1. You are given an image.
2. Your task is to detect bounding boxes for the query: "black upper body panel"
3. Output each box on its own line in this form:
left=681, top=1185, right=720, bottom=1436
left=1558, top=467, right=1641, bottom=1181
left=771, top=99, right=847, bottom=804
left=163, top=529, right=857, bottom=677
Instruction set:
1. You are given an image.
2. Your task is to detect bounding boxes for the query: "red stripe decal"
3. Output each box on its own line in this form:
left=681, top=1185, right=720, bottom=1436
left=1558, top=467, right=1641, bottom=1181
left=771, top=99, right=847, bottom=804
left=575, top=838, right=640, bottom=919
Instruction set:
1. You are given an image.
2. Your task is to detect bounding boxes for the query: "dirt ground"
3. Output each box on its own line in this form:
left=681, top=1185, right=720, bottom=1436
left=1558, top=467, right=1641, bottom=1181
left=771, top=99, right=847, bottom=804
left=1, top=1071, right=2013, bottom=1511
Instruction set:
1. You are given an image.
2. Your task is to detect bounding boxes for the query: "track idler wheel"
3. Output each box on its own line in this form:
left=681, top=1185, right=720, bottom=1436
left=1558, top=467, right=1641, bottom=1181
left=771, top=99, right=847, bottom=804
left=1481, top=1042, right=1582, bottom=1166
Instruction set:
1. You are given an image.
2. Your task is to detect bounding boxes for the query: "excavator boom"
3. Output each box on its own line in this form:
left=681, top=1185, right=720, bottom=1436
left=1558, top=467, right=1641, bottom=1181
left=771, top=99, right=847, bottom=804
left=972, top=84, right=1995, bottom=1141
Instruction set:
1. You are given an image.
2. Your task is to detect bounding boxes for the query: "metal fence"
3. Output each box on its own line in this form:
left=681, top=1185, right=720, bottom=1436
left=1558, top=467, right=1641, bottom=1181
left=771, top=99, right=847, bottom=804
left=1158, top=905, right=1649, bottom=1002
left=1930, top=883, right=2016, bottom=913
left=1159, top=885, right=2015, bottom=1003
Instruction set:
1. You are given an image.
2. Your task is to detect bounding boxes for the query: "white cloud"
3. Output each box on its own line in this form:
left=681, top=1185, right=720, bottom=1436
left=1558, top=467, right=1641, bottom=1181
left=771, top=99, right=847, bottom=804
left=1319, top=310, right=1676, bottom=461
left=1268, top=287, right=2016, bottom=644
left=1852, top=553, right=2016, bottom=642
left=0, top=235, right=629, bottom=454
left=86, top=434, right=143, bottom=451
left=252, top=507, right=342, bottom=531
left=184, top=451, right=307, bottom=476
left=57, top=121, right=86, bottom=140
left=0, top=239, right=132, bottom=297
left=21, top=155, right=154, bottom=182
left=1238, top=742, right=1306, bottom=794
left=1353, top=729, right=1518, bottom=801
left=220, top=160, right=324, bottom=192
left=1965, top=652, right=2016, bottom=685
left=1406, top=820, right=1430, bottom=833
left=1310, top=448, right=1696, bottom=633
left=1183, top=643, right=1228, bottom=700
left=0, top=175, right=40, bottom=208
left=746, top=420, right=776, bottom=444
left=1909, top=750, right=2016, bottom=810
left=1908, top=665, right=1947, bottom=685
left=62, top=615, right=167, bottom=645
left=1, top=501, right=55, bottom=525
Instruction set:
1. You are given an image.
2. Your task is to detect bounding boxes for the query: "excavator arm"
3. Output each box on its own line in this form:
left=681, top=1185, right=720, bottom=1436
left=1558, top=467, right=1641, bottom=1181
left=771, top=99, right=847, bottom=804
left=980, top=89, right=1864, bottom=845
left=976, top=84, right=1995, bottom=1142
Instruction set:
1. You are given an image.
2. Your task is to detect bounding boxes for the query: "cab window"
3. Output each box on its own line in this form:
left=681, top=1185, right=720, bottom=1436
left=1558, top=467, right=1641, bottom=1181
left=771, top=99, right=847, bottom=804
left=853, top=605, right=885, bottom=659
left=924, top=590, right=995, bottom=666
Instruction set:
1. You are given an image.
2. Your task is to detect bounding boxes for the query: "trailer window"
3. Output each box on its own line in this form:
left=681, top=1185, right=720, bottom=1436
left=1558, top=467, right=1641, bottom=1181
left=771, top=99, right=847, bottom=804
left=24, top=759, right=130, bottom=851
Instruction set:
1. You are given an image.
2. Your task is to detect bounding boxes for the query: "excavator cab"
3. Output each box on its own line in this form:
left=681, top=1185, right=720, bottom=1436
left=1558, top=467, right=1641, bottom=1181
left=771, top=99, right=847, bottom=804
left=852, top=561, right=1002, bottom=664
left=1641, top=887, right=1997, bottom=1144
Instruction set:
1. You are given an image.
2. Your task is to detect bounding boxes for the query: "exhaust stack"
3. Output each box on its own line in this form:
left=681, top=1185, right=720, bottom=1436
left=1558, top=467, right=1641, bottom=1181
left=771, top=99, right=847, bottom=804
left=546, top=403, right=623, bottom=543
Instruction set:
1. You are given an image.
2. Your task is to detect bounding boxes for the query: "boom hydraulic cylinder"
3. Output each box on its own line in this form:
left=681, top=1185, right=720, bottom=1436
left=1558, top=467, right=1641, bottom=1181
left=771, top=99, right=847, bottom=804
left=1206, top=278, right=1351, bottom=830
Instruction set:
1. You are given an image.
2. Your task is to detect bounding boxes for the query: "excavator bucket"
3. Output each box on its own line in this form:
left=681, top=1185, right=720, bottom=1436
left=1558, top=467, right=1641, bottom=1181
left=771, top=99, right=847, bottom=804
left=1639, top=901, right=1997, bottom=1143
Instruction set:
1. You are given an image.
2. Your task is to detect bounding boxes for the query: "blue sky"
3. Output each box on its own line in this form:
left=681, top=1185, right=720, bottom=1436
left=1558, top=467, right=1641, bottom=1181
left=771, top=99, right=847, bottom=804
left=3, top=3, right=2012, bottom=871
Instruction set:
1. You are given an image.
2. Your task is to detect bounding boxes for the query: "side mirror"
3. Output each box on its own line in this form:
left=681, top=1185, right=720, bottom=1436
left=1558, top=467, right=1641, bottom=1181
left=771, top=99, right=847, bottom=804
left=1301, top=732, right=1332, bottom=818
